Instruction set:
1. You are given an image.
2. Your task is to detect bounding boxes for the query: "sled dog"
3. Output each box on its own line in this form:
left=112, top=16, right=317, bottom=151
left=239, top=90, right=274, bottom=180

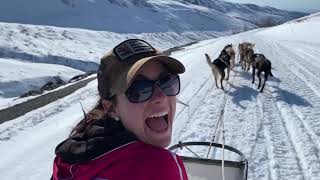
left=238, top=42, right=255, bottom=70
left=251, top=53, right=274, bottom=93
left=223, top=44, right=235, bottom=70
left=205, top=50, right=231, bottom=90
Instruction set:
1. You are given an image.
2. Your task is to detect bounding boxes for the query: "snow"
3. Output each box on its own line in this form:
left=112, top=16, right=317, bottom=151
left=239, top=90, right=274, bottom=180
left=256, top=14, right=320, bottom=43
left=0, top=58, right=84, bottom=109
left=170, top=14, right=320, bottom=179
left=0, top=0, right=305, bottom=33
left=0, top=0, right=255, bottom=32
left=0, top=21, right=226, bottom=110
left=0, top=8, right=320, bottom=180
left=0, top=0, right=306, bottom=109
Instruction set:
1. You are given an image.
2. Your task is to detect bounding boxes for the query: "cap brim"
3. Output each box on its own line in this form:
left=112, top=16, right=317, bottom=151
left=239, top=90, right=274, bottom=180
left=127, top=55, right=185, bottom=86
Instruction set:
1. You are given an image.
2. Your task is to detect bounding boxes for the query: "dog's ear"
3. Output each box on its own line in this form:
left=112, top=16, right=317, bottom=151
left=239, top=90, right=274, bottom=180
left=252, top=43, right=255, bottom=48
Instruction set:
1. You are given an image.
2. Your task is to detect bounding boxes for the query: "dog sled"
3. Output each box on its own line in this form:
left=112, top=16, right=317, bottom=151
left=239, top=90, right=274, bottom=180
left=169, top=141, right=248, bottom=180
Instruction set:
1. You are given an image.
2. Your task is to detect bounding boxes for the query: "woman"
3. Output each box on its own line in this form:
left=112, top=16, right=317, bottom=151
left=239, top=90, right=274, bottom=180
left=52, top=39, right=188, bottom=180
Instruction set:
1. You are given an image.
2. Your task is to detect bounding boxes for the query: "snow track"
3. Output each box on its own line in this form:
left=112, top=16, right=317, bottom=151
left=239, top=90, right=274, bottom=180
left=257, top=39, right=320, bottom=179
left=259, top=93, right=305, bottom=180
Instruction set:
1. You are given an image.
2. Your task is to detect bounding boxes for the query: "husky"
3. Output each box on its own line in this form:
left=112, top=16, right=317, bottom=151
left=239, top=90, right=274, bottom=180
left=205, top=50, right=231, bottom=90
left=223, top=44, right=235, bottom=70
left=251, top=54, right=274, bottom=93
left=238, top=42, right=255, bottom=70
left=243, top=48, right=255, bottom=71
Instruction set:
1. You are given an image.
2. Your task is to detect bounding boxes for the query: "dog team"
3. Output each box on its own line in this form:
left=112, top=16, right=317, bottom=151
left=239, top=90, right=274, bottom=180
left=205, top=42, right=273, bottom=93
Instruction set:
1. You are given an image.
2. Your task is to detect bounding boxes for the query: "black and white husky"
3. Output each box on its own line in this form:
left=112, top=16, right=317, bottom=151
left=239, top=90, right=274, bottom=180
left=251, top=53, right=274, bottom=93
left=205, top=49, right=231, bottom=90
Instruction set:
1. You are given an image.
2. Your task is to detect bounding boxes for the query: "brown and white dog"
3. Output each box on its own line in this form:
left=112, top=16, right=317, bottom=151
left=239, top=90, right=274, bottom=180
left=238, top=42, right=255, bottom=71
left=205, top=49, right=231, bottom=90
left=243, top=47, right=255, bottom=71
left=251, top=53, right=273, bottom=93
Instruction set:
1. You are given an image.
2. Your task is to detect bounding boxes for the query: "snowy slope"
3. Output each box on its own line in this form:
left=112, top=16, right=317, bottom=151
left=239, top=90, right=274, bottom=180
left=183, top=0, right=306, bottom=25
left=0, top=12, right=320, bottom=180
left=0, top=58, right=83, bottom=109
left=0, top=0, right=254, bottom=32
left=0, top=0, right=305, bottom=32
left=0, top=21, right=225, bottom=105
left=0, top=0, right=307, bottom=103
left=256, top=13, right=320, bottom=43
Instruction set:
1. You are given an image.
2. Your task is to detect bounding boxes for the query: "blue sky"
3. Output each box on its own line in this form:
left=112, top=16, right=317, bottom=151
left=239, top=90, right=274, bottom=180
left=224, top=0, right=320, bottom=12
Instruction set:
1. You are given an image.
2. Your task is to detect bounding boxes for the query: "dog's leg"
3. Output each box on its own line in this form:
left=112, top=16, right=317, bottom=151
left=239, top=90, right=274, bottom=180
left=230, top=59, right=234, bottom=70
left=242, top=56, right=246, bottom=71
left=220, top=70, right=225, bottom=90
left=260, top=71, right=269, bottom=93
left=242, top=58, right=245, bottom=71
left=269, top=71, right=274, bottom=77
left=245, top=57, right=249, bottom=72
left=257, top=70, right=262, bottom=89
left=225, top=67, right=230, bottom=81
left=213, top=69, right=219, bottom=88
left=248, top=51, right=254, bottom=72
left=252, top=67, right=256, bottom=84
left=245, top=56, right=249, bottom=71
left=243, top=57, right=246, bottom=71
left=212, top=65, right=220, bottom=89
left=240, top=54, right=244, bottom=69
left=247, top=59, right=251, bottom=72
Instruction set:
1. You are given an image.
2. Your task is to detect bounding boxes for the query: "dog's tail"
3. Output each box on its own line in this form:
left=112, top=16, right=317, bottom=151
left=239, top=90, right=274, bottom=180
left=269, top=71, right=274, bottom=77
left=205, top=54, right=214, bottom=68
left=266, top=59, right=274, bottom=77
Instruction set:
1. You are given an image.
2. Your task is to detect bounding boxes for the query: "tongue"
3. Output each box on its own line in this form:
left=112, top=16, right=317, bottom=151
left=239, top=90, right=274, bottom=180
left=146, top=116, right=168, bottom=132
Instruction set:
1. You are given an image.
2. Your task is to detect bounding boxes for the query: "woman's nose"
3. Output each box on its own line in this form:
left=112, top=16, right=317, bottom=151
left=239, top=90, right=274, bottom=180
left=150, top=85, right=167, bottom=103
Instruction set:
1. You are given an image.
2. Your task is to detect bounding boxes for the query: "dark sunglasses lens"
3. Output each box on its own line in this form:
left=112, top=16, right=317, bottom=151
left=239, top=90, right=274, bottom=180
left=126, top=74, right=180, bottom=103
left=126, top=80, right=153, bottom=103
left=159, top=74, right=180, bottom=96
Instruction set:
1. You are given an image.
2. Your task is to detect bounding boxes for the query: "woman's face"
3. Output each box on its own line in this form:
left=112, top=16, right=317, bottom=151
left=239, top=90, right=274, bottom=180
left=115, top=60, right=176, bottom=148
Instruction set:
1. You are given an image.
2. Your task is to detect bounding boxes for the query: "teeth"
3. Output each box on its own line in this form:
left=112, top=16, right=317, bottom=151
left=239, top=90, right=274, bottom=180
left=148, top=111, right=168, bottom=118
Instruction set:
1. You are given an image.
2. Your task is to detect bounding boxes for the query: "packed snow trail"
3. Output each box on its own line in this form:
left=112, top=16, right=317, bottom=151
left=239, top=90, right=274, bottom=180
left=255, top=38, right=320, bottom=179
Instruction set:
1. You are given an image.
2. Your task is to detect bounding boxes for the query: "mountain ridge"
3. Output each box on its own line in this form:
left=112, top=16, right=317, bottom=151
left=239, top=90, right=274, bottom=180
left=0, top=0, right=307, bottom=33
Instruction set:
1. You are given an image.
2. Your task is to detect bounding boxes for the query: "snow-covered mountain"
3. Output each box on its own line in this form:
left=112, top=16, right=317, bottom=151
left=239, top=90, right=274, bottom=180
left=183, top=0, right=306, bottom=25
left=0, top=0, right=306, bottom=33
left=0, top=0, right=306, bottom=103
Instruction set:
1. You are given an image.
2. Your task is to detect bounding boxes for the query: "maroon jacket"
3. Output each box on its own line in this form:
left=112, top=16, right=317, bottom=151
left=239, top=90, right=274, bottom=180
left=52, top=118, right=188, bottom=180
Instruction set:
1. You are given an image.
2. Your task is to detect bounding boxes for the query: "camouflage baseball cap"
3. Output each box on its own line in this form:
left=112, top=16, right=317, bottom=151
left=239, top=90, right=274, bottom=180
left=97, top=39, right=185, bottom=100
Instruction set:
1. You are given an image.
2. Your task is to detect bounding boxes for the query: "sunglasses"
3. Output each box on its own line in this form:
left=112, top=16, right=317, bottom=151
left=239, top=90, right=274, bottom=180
left=125, top=74, right=180, bottom=103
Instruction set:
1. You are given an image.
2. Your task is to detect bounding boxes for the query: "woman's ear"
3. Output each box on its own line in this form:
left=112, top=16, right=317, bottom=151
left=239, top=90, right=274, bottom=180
left=101, top=99, right=120, bottom=121
left=101, top=99, right=112, bottom=113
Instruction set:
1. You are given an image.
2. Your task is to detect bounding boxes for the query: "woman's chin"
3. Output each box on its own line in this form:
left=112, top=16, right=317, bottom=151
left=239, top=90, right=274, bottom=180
left=150, top=137, right=171, bottom=148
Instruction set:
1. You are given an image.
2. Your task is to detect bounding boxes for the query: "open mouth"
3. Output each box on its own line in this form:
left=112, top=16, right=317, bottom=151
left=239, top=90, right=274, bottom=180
left=146, top=112, right=169, bottom=133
